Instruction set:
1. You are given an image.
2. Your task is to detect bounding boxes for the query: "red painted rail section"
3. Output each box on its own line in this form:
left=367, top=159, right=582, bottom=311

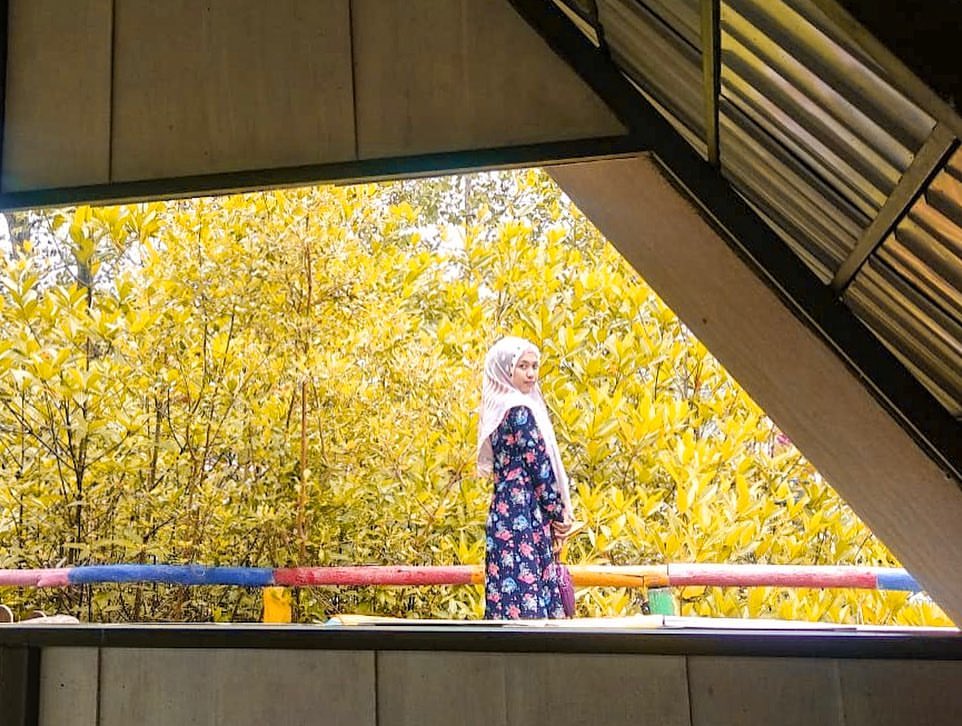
left=0, top=564, right=922, bottom=592
left=275, top=566, right=481, bottom=587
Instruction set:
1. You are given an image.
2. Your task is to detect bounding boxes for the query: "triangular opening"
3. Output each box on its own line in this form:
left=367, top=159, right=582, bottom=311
left=0, top=167, right=951, bottom=627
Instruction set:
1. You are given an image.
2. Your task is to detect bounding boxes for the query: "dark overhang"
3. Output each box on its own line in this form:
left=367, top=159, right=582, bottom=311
left=513, top=0, right=962, bottom=484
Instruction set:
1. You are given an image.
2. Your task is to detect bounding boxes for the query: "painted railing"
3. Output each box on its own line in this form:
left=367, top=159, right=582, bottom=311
left=0, top=563, right=922, bottom=592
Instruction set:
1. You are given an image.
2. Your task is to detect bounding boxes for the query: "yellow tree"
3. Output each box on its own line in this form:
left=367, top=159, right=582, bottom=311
left=0, top=171, right=950, bottom=626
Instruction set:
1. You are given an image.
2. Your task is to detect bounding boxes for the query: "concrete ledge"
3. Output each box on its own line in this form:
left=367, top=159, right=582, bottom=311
left=2, top=624, right=962, bottom=659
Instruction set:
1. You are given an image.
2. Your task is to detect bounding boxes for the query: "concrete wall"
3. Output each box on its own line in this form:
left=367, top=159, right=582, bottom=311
left=2, top=0, right=624, bottom=195
left=37, top=646, right=962, bottom=725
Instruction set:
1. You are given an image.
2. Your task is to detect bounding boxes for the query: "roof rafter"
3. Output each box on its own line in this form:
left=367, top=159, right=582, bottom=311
left=832, top=123, right=957, bottom=293
left=700, top=0, right=721, bottom=165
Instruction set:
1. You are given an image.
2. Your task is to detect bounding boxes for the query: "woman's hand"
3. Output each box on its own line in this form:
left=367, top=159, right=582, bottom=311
left=552, top=517, right=584, bottom=546
left=551, top=520, right=570, bottom=555
left=551, top=516, right=584, bottom=555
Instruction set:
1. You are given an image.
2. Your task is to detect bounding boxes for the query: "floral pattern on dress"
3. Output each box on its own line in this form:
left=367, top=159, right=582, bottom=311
left=484, top=405, right=566, bottom=619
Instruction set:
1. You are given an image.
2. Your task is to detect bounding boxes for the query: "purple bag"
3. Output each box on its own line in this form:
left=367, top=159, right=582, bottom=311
left=557, top=563, right=576, bottom=618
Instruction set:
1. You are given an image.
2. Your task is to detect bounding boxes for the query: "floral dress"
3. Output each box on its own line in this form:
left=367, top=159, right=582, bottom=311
left=484, top=405, right=567, bottom=619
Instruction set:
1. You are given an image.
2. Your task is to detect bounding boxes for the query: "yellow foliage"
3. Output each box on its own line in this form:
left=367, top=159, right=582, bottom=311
left=0, top=171, right=950, bottom=627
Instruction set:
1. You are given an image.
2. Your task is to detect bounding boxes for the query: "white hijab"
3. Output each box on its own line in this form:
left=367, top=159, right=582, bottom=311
left=476, top=336, right=572, bottom=515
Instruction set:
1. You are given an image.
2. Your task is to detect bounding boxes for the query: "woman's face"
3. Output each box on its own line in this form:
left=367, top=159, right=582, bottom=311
left=511, top=351, right=539, bottom=394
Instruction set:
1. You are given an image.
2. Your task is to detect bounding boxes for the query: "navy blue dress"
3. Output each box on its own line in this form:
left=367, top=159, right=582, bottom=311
left=484, top=406, right=567, bottom=619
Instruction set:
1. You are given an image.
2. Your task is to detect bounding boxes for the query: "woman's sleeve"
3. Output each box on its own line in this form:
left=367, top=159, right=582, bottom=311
left=506, top=406, right=566, bottom=523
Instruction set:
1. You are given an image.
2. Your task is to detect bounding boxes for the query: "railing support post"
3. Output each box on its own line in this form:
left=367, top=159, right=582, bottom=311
left=263, top=587, right=292, bottom=623
left=648, top=588, right=676, bottom=616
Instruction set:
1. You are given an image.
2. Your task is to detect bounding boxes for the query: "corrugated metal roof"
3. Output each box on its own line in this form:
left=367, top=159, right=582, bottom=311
left=555, top=0, right=962, bottom=419
left=597, top=0, right=706, bottom=151
left=847, top=148, right=962, bottom=415
left=719, top=96, right=867, bottom=281
left=718, top=0, right=935, bottom=280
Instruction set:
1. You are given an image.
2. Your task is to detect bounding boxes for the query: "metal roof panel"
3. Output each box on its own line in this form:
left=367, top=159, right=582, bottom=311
left=598, top=0, right=706, bottom=145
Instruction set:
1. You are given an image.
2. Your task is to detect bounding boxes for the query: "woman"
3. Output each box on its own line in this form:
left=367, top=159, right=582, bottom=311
left=477, top=336, right=574, bottom=619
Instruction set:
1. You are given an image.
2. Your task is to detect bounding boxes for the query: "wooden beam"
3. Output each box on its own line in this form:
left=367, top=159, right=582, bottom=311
left=0, top=135, right=644, bottom=211
left=700, top=0, right=720, bottom=165
left=832, top=123, right=956, bottom=293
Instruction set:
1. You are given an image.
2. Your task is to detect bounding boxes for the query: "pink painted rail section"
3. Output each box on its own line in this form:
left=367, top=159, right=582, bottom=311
left=0, top=568, right=70, bottom=587
left=667, top=564, right=879, bottom=589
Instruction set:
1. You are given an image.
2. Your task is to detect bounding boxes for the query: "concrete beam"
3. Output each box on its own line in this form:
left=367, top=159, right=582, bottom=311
left=550, top=155, right=962, bottom=624
left=1, top=0, right=627, bottom=206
